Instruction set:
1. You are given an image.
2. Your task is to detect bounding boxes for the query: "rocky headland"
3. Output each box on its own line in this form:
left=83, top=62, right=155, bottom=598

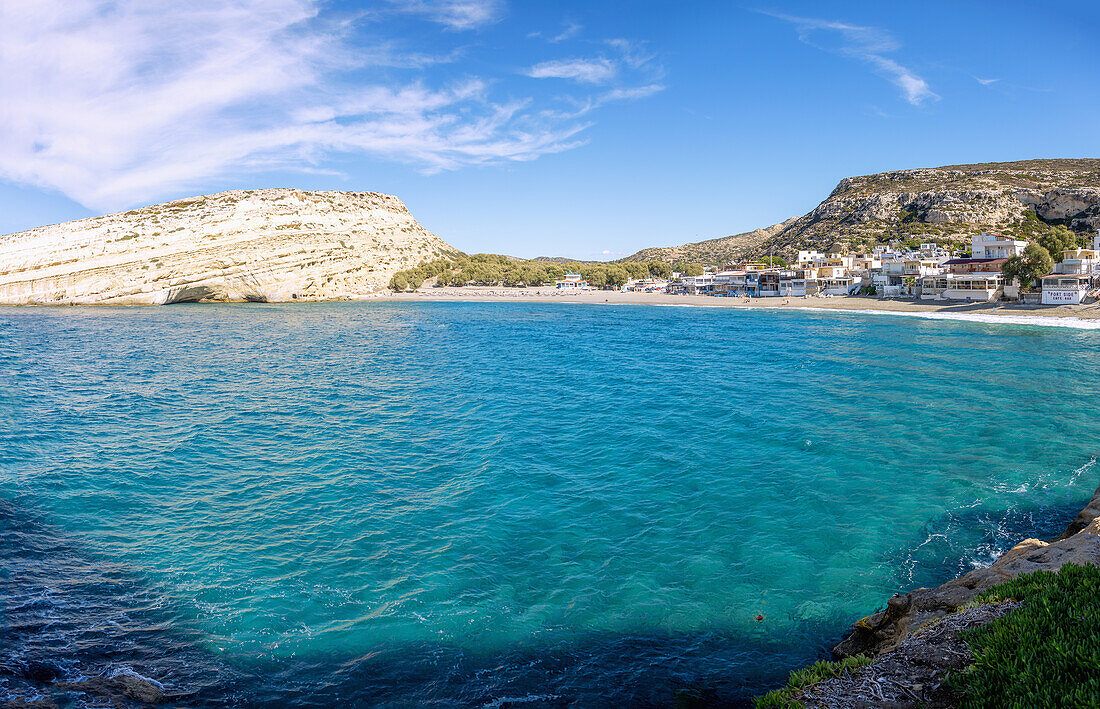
left=0, top=189, right=454, bottom=305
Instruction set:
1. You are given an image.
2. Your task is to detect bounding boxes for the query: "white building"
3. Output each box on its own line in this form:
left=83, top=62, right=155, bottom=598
left=920, top=274, right=1004, bottom=302
left=622, top=278, right=668, bottom=293
left=555, top=272, right=588, bottom=290
left=1052, top=248, right=1100, bottom=275
left=971, top=233, right=1027, bottom=260
left=1041, top=274, right=1092, bottom=305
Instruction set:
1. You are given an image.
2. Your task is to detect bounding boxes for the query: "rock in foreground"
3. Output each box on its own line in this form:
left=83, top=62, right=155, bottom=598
left=0, top=189, right=454, bottom=305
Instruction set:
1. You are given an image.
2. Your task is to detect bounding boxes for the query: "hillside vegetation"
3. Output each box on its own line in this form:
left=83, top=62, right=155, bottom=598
left=621, top=218, right=797, bottom=264
left=389, top=254, right=692, bottom=290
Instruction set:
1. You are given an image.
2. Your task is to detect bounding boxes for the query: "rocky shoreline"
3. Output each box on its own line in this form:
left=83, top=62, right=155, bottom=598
left=781, top=483, right=1100, bottom=708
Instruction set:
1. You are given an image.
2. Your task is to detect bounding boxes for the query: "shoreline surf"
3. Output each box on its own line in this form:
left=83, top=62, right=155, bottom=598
left=383, top=289, right=1100, bottom=329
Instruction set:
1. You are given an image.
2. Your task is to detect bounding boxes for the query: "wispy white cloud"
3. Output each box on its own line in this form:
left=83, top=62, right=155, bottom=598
left=522, top=37, right=666, bottom=114
left=0, top=0, right=601, bottom=211
left=552, top=21, right=583, bottom=42
left=527, top=19, right=582, bottom=42
left=604, top=38, right=656, bottom=70
left=974, top=76, right=1000, bottom=86
left=601, top=84, right=665, bottom=102
left=525, top=58, right=618, bottom=84
left=388, top=0, right=503, bottom=30
left=764, top=12, right=938, bottom=106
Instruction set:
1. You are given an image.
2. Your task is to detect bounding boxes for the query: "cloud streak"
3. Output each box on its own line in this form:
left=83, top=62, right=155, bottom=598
left=388, top=0, right=503, bottom=30
left=525, top=58, right=617, bottom=84
left=765, top=12, right=938, bottom=106
left=0, top=0, right=642, bottom=212
left=522, top=36, right=667, bottom=117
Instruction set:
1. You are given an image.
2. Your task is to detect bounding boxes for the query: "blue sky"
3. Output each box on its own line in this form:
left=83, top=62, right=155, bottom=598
left=1, top=0, right=1097, bottom=259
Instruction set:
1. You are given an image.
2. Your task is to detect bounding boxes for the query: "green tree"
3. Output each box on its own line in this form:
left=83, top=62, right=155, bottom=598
left=1002, top=242, right=1053, bottom=291
left=605, top=265, right=630, bottom=287
left=647, top=261, right=671, bottom=279
left=586, top=269, right=609, bottom=288
left=1037, top=225, right=1076, bottom=262
left=760, top=256, right=788, bottom=267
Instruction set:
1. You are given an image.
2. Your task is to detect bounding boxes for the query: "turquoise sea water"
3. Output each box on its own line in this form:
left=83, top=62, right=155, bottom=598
left=2, top=301, right=1099, bottom=706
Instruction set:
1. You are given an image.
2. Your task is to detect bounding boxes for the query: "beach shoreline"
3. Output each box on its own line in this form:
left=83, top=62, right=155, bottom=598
left=381, top=287, right=1100, bottom=326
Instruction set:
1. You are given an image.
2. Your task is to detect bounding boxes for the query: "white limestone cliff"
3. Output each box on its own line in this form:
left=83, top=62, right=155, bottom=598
left=0, top=189, right=455, bottom=305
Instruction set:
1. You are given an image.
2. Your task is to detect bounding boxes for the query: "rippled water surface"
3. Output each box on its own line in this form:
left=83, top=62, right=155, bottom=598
left=2, top=302, right=1098, bottom=706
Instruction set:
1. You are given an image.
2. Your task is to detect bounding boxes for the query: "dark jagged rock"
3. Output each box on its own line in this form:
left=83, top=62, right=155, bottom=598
left=3, top=699, right=60, bottom=709
left=55, top=673, right=165, bottom=705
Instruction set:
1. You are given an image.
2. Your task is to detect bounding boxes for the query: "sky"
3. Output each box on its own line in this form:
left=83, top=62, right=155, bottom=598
left=1, top=0, right=1098, bottom=259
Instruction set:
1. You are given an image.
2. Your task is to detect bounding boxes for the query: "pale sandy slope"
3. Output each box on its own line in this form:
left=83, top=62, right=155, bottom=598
left=0, top=189, right=453, bottom=305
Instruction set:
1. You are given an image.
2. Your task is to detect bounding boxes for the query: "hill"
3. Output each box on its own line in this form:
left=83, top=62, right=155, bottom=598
left=620, top=218, right=798, bottom=264
left=0, top=189, right=455, bottom=305
left=765, top=158, right=1100, bottom=255
left=630, top=159, right=1100, bottom=262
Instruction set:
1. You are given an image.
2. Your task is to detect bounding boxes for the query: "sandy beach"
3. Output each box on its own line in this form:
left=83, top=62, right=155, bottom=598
left=382, top=286, right=1100, bottom=325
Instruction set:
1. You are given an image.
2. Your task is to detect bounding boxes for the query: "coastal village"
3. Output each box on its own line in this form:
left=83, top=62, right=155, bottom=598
left=557, top=231, right=1100, bottom=307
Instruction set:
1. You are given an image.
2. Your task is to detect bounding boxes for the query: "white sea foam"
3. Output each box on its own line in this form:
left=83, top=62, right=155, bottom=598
left=483, top=694, right=561, bottom=708
left=793, top=307, right=1100, bottom=330
left=589, top=298, right=1100, bottom=328
left=107, top=666, right=167, bottom=690
left=1068, top=457, right=1098, bottom=486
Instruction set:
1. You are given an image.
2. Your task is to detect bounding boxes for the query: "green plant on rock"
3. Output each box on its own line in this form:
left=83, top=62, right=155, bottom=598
left=752, top=655, right=873, bottom=708
left=950, top=563, right=1100, bottom=709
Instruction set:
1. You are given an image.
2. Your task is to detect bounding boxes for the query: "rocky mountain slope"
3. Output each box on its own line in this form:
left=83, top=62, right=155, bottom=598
left=632, top=159, right=1100, bottom=263
left=620, top=218, right=798, bottom=263
left=766, top=159, right=1100, bottom=255
left=0, top=189, right=454, bottom=305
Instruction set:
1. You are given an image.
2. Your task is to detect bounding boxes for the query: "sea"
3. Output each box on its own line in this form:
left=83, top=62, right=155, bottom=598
left=2, top=301, right=1098, bottom=706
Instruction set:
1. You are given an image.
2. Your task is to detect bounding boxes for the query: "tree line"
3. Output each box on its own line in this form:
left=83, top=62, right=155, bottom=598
left=390, top=254, right=701, bottom=291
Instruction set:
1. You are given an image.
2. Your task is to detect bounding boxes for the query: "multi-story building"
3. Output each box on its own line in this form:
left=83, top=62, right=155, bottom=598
left=971, top=233, right=1027, bottom=259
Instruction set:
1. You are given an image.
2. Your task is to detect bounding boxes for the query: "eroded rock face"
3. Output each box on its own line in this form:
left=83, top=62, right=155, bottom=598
left=0, top=189, right=454, bottom=305
left=834, top=484, right=1100, bottom=659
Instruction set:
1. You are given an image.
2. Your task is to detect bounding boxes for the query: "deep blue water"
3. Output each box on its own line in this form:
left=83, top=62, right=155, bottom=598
left=1, top=301, right=1098, bottom=707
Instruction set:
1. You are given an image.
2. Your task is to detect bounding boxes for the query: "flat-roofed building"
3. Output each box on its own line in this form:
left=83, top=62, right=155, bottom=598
left=971, top=233, right=1027, bottom=259
left=1041, top=274, right=1093, bottom=305
left=920, top=273, right=1004, bottom=302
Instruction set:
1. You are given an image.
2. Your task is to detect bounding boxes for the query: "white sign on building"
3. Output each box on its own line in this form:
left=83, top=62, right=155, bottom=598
left=1041, top=289, right=1083, bottom=305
